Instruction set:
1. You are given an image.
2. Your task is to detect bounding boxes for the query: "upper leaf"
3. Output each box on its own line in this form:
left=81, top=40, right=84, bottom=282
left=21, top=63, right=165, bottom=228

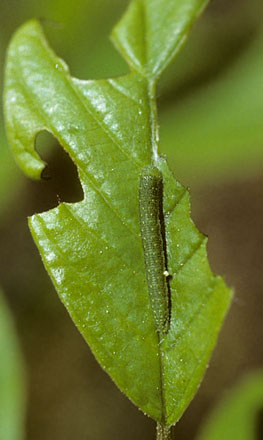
left=111, top=0, right=209, bottom=79
left=4, top=0, right=232, bottom=428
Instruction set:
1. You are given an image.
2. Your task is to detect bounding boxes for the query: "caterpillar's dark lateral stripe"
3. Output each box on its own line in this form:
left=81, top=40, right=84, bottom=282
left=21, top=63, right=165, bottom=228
left=139, top=165, right=170, bottom=334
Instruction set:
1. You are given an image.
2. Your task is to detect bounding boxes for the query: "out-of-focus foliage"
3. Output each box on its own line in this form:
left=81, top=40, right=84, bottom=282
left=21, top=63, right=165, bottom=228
left=0, top=290, right=25, bottom=440
left=160, top=32, right=263, bottom=183
left=197, top=372, right=263, bottom=440
left=158, top=0, right=263, bottom=96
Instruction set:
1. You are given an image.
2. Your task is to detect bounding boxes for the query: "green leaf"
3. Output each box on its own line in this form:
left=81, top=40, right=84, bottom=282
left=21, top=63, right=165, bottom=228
left=111, top=0, right=209, bottom=79
left=4, top=0, right=231, bottom=428
left=197, top=372, right=263, bottom=440
left=0, top=290, right=26, bottom=440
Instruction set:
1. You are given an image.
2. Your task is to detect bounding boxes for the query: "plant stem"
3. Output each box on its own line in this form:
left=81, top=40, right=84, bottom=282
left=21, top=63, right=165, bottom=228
left=148, top=80, right=160, bottom=165
left=156, top=423, right=172, bottom=440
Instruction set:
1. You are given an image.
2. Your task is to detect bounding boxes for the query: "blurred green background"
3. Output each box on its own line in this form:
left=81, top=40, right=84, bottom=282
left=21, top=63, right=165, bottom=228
left=0, top=0, right=262, bottom=439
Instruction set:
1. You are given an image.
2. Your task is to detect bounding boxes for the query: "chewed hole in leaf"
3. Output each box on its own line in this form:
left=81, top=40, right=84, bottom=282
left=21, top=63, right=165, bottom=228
left=32, top=131, right=84, bottom=211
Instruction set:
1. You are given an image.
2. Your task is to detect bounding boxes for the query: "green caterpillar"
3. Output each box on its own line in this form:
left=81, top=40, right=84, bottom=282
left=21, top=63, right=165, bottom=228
left=139, top=165, right=170, bottom=334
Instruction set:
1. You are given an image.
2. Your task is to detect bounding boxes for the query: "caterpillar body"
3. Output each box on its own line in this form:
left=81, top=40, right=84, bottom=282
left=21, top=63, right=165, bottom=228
left=139, top=165, right=170, bottom=334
